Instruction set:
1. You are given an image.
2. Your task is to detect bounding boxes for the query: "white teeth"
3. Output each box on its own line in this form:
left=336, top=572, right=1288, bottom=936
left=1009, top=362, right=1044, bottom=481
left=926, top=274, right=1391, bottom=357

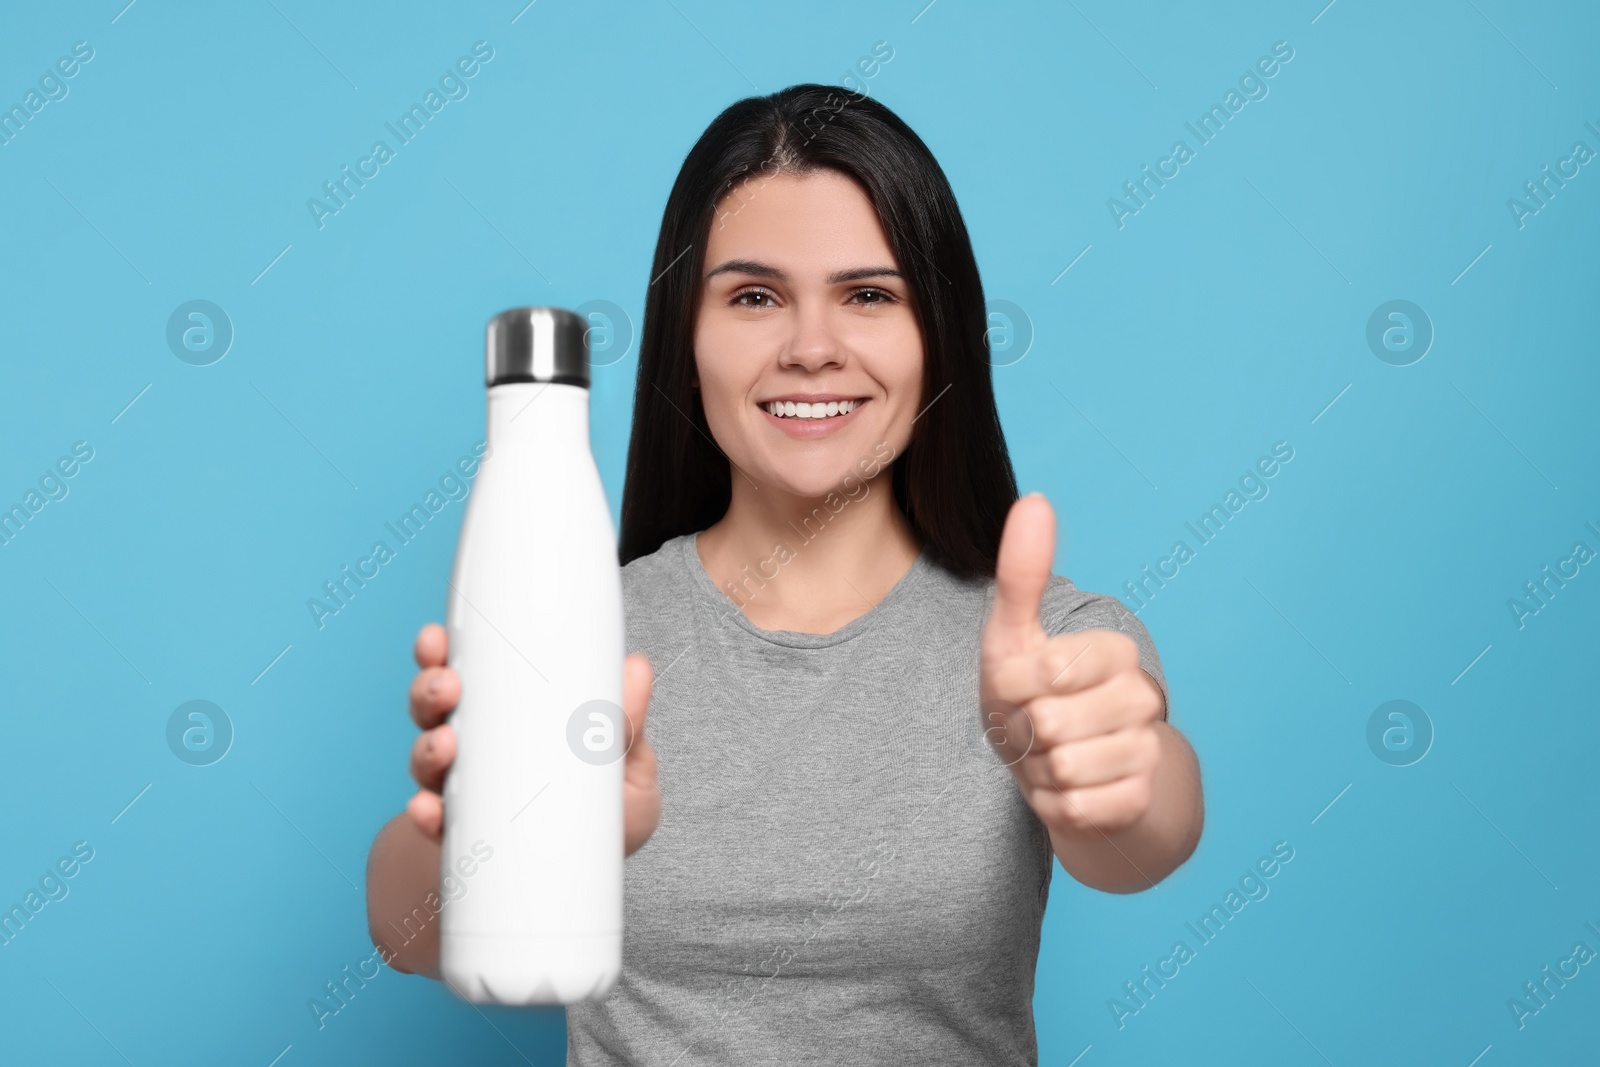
left=765, top=399, right=859, bottom=419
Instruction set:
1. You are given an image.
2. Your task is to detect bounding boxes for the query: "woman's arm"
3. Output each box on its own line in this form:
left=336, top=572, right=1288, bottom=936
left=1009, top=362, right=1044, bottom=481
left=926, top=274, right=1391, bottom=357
left=982, top=495, right=1204, bottom=894
left=367, top=624, right=662, bottom=981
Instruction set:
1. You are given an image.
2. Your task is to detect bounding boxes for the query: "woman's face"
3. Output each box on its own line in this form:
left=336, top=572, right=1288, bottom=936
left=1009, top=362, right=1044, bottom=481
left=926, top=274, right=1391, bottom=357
left=693, top=168, right=924, bottom=500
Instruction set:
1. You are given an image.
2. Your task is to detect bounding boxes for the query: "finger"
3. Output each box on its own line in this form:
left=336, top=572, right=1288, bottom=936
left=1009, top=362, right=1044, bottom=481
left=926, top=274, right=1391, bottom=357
left=621, top=652, right=654, bottom=759
left=410, top=723, right=456, bottom=793
left=415, top=623, right=448, bottom=669
left=983, top=494, right=1055, bottom=658
left=1017, top=727, right=1160, bottom=790
left=981, top=695, right=1037, bottom=767
left=989, top=629, right=1139, bottom=705
left=624, top=717, right=658, bottom=793
left=406, top=789, right=443, bottom=839
left=1027, top=775, right=1152, bottom=837
left=409, top=665, right=461, bottom=730
left=1015, top=670, right=1164, bottom=747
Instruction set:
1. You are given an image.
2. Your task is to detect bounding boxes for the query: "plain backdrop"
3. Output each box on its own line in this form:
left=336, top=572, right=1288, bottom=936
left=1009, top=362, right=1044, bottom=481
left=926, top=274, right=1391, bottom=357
left=2, top=1, right=1596, bottom=1064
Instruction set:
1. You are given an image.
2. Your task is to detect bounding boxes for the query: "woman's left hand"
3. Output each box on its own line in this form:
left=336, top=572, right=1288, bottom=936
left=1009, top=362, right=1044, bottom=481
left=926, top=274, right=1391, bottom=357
left=978, top=494, right=1167, bottom=840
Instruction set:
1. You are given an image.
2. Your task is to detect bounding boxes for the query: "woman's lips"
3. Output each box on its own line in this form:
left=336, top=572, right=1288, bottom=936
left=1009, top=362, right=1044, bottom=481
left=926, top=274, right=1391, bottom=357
left=760, top=398, right=867, bottom=438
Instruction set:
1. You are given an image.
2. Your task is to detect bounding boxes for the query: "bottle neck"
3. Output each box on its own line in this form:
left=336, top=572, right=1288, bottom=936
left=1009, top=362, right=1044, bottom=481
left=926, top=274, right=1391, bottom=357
left=485, top=381, right=589, bottom=447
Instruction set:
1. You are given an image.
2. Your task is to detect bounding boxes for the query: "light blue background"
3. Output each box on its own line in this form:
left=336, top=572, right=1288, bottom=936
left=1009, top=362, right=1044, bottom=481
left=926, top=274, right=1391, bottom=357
left=2, top=1, right=1596, bottom=1064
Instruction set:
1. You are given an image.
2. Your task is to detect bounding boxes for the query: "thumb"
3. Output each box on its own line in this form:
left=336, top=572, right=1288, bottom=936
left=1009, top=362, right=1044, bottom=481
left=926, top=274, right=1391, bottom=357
left=621, top=652, right=654, bottom=757
left=985, top=493, right=1056, bottom=656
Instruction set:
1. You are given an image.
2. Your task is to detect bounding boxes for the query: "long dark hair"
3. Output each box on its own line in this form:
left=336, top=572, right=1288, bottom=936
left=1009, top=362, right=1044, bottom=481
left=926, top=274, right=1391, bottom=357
left=617, top=82, right=1017, bottom=580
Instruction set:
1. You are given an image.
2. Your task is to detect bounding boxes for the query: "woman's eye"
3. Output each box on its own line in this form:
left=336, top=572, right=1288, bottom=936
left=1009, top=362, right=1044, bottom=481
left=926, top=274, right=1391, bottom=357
left=731, top=288, right=894, bottom=308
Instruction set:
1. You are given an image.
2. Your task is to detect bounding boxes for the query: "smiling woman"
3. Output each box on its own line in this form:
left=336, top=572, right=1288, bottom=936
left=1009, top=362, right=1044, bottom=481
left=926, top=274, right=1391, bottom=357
left=681, top=168, right=931, bottom=613
left=620, top=93, right=1013, bottom=584
left=366, top=82, right=1203, bottom=1067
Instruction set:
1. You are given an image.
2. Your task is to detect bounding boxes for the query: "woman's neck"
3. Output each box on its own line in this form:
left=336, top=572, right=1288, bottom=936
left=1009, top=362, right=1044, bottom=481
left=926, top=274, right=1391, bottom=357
left=694, top=469, right=922, bottom=635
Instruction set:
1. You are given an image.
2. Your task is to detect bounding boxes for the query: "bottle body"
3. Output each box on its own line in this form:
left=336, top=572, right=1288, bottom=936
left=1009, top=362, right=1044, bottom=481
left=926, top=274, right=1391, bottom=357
left=439, top=381, right=624, bottom=1004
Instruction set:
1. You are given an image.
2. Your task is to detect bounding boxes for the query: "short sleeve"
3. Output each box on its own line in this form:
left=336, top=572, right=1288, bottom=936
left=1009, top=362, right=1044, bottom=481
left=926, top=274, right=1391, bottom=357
left=1039, top=575, right=1170, bottom=719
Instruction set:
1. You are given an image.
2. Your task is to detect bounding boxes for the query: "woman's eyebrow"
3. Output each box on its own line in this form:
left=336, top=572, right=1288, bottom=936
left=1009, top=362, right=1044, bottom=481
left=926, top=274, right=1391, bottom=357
left=703, top=259, right=904, bottom=284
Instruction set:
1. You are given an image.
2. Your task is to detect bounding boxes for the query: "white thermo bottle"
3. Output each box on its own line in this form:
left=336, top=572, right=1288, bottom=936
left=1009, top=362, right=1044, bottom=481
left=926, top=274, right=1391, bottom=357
left=439, top=306, right=626, bottom=1005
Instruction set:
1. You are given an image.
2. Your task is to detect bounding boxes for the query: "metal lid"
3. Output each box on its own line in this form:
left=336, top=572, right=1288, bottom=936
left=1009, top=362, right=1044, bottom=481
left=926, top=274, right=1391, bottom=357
left=485, top=306, right=589, bottom=388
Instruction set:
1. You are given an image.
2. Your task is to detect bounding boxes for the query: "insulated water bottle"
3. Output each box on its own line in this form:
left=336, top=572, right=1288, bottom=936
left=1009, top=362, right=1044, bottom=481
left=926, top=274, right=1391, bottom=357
left=439, top=306, right=626, bottom=1004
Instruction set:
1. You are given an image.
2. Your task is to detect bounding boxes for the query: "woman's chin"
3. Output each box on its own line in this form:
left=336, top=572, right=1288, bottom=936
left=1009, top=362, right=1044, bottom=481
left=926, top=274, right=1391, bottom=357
left=755, top=472, right=871, bottom=503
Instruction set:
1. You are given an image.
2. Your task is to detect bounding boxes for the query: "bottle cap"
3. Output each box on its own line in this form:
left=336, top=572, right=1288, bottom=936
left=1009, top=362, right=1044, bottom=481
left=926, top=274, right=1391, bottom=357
left=485, top=306, right=589, bottom=388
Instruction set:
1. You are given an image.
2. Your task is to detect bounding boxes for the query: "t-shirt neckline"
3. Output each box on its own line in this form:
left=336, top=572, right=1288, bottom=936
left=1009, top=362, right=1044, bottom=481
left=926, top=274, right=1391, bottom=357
left=677, top=531, right=932, bottom=648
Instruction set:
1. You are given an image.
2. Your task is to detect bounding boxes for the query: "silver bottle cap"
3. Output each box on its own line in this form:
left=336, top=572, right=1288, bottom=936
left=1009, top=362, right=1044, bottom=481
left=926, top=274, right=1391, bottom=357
left=485, top=306, right=589, bottom=388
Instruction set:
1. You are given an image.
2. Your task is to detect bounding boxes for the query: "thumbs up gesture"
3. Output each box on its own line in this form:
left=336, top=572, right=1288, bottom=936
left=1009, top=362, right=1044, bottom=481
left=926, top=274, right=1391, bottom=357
left=980, top=493, right=1167, bottom=841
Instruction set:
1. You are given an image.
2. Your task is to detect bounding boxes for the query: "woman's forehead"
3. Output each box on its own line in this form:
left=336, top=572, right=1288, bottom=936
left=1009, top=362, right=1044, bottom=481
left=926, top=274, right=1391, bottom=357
left=704, top=172, right=897, bottom=276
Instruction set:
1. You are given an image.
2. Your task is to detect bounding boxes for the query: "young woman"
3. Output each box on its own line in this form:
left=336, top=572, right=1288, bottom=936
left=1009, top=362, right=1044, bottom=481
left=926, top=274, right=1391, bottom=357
left=367, top=82, right=1203, bottom=1064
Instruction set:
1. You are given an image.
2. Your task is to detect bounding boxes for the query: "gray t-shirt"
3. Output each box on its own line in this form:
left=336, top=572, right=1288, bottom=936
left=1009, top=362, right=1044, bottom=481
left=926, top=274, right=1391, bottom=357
left=566, top=531, right=1168, bottom=1066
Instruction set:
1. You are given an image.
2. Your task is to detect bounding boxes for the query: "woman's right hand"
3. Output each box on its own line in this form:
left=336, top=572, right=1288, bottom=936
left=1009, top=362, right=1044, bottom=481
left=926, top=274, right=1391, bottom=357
left=406, top=622, right=662, bottom=856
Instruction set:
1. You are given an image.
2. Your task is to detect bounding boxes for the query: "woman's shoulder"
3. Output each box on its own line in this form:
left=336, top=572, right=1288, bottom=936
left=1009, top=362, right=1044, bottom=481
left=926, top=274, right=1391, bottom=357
left=964, top=564, right=1167, bottom=703
left=1036, top=573, right=1169, bottom=709
left=620, top=532, right=691, bottom=599
left=962, top=564, right=1134, bottom=632
left=621, top=532, right=685, bottom=577
left=1038, top=573, right=1130, bottom=631
left=619, top=533, right=700, bottom=644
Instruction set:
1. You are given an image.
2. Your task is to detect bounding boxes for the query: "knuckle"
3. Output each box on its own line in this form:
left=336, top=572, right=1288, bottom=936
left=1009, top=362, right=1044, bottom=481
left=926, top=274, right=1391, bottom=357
left=1020, top=755, right=1044, bottom=786
left=995, top=733, right=1029, bottom=768
left=1042, top=645, right=1073, bottom=680
left=1049, top=745, right=1073, bottom=784
left=980, top=696, right=1014, bottom=726
left=1026, top=717, right=1049, bottom=759
left=1111, top=670, right=1150, bottom=714
left=411, top=726, right=451, bottom=778
left=1031, top=756, right=1054, bottom=787
left=1063, top=793, right=1097, bottom=830
left=1035, top=753, right=1056, bottom=786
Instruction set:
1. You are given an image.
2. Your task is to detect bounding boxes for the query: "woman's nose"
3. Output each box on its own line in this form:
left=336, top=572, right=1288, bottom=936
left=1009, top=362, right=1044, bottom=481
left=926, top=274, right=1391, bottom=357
left=778, top=302, right=844, bottom=371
